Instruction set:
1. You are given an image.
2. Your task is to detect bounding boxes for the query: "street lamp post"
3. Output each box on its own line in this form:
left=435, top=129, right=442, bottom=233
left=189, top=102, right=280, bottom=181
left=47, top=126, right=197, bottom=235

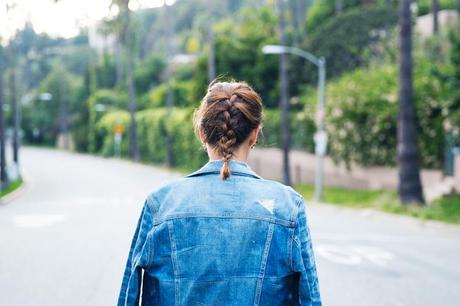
left=262, top=44, right=327, bottom=203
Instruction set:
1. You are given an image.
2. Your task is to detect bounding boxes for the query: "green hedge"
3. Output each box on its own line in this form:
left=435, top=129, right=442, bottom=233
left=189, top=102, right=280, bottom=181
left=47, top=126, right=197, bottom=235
left=301, top=58, right=455, bottom=169
left=95, top=107, right=317, bottom=171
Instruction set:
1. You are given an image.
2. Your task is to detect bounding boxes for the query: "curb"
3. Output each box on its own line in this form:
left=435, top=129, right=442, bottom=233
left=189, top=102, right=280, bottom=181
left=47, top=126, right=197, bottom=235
left=0, top=178, right=28, bottom=206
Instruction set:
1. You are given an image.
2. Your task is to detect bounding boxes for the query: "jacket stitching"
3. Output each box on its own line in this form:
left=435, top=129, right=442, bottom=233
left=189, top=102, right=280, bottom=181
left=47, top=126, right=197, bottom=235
left=153, top=214, right=295, bottom=228
left=288, top=227, right=295, bottom=272
left=184, top=170, right=262, bottom=180
left=167, top=221, right=180, bottom=306
left=254, top=223, right=275, bottom=306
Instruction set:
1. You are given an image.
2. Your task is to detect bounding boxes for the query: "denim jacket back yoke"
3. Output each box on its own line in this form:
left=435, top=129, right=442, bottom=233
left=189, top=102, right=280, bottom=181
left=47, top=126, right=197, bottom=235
left=117, top=159, right=322, bottom=306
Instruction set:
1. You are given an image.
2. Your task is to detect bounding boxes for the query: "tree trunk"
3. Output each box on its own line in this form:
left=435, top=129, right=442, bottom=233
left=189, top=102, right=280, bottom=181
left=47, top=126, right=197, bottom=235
left=432, top=0, right=439, bottom=34
left=278, top=0, right=292, bottom=186
left=115, top=36, right=124, bottom=87
left=297, top=0, right=306, bottom=37
left=123, top=6, right=140, bottom=161
left=9, top=47, right=19, bottom=164
left=336, top=0, right=343, bottom=14
left=0, top=59, right=7, bottom=188
left=164, top=2, right=175, bottom=167
left=207, top=28, right=216, bottom=82
left=398, top=0, right=425, bottom=204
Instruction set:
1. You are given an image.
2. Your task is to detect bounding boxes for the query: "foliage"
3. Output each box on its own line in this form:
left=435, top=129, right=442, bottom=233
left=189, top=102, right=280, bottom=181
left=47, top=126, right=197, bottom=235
left=415, top=0, right=458, bottom=15
left=193, top=7, right=280, bottom=108
left=303, top=50, right=455, bottom=169
left=87, top=89, right=128, bottom=153
left=300, top=5, right=398, bottom=85
left=22, top=64, right=82, bottom=145
left=95, top=107, right=207, bottom=170
left=94, top=106, right=316, bottom=170
left=145, top=80, right=194, bottom=108
left=0, top=177, right=23, bottom=198
left=319, top=64, right=398, bottom=168
left=261, top=109, right=316, bottom=151
left=134, top=54, right=166, bottom=95
left=295, top=182, right=460, bottom=224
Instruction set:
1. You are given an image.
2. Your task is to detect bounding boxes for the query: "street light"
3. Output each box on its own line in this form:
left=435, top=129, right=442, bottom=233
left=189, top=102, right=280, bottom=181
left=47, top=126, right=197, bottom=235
left=262, top=44, right=327, bottom=203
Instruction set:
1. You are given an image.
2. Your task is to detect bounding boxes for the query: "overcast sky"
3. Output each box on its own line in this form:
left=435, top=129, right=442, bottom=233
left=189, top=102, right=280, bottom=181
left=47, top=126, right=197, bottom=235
left=0, top=0, right=175, bottom=41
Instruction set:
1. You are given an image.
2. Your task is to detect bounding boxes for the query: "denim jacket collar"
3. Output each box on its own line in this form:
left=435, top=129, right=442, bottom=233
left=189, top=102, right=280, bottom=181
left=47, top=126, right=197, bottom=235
left=185, top=159, right=262, bottom=179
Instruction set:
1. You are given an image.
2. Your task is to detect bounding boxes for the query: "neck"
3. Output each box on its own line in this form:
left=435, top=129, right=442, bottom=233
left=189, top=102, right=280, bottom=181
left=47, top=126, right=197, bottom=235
left=207, top=145, right=250, bottom=163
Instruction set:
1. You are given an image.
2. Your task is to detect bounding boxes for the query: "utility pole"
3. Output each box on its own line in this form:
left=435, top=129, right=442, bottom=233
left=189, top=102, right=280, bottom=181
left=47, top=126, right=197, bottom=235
left=278, top=0, right=291, bottom=186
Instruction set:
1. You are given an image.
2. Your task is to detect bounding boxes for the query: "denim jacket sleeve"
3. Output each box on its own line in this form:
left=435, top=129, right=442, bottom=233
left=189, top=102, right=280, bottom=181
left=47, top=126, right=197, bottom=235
left=117, top=197, right=154, bottom=306
left=292, top=196, right=322, bottom=306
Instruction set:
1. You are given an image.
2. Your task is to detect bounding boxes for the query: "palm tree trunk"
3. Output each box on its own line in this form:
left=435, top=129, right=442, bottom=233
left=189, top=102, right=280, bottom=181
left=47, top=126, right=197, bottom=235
left=0, top=60, right=7, bottom=188
left=123, top=5, right=139, bottom=161
left=336, top=0, right=343, bottom=14
left=207, top=28, right=216, bottom=82
left=9, top=48, right=19, bottom=164
left=278, top=0, right=291, bottom=186
left=432, top=0, right=439, bottom=34
left=398, top=0, right=425, bottom=204
left=164, top=3, right=175, bottom=167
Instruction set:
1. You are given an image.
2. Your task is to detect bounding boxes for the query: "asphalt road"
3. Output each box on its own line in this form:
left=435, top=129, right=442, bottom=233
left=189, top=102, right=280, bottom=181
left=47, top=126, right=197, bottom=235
left=0, top=147, right=459, bottom=306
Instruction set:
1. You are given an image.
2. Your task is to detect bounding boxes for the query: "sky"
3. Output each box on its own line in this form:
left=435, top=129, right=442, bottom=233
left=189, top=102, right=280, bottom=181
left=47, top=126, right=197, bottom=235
left=0, top=0, right=176, bottom=41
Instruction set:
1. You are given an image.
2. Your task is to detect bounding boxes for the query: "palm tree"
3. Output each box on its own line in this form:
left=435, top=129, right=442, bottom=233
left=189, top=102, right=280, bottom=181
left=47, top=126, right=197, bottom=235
left=111, top=0, right=140, bottom=161
left=398, top=0, right=425, bottom=204
left=432, top=0, right=439, bottom=34
left=0, top=48, right=7, bottom=188
left=336, top=0, right=343, bottom=14
left=278, top=0, right=291, bottom=186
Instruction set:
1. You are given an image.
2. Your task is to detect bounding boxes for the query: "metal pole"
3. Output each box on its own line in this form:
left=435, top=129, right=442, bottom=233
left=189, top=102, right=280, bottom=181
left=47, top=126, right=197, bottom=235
left=314, top=58, right=326, bottom=203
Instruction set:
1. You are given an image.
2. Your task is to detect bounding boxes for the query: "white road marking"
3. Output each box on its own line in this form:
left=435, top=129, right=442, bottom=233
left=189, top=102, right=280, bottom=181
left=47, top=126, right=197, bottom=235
left=315, top=244, right=395, bottom=266
left=13, top=214, right=67, bottom=228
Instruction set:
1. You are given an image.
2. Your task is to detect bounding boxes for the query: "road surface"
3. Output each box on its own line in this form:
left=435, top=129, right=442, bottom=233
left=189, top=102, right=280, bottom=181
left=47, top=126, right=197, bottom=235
left=1, top=147, right=459, bottom=306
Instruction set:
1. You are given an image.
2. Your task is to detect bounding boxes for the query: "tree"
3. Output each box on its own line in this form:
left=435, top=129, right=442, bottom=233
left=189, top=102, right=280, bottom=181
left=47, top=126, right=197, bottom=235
left=336, top=0, right=343, bottom=14
left=111, top=0, right=140, bottom=161
left=432, top=0, right=439, bottom=34
left=0, top=47, right=7, bottom=188
left=164, top=2, right=175, bottom=167
left=398, top=0, right=425, bottom=204
left=278, top=0, right=292, bottom=186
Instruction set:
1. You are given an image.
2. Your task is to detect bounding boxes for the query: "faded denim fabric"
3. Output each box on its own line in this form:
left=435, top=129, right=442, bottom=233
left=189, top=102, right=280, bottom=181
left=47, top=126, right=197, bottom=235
left=117, top=159, right=322, bottom=306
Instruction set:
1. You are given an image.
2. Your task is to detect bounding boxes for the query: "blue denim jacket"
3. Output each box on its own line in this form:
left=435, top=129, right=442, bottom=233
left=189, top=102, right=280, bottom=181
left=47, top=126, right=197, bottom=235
left=117, top=159, right=321, bottom=306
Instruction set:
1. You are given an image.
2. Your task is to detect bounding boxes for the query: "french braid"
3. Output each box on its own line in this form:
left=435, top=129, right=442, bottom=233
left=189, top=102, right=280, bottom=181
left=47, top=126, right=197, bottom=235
left=193, top=81, right=264, bottom=180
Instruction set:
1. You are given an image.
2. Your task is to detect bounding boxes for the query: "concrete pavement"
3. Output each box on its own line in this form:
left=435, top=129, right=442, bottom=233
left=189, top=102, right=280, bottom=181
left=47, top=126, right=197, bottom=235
left=0, top=147, right=459, bottom=306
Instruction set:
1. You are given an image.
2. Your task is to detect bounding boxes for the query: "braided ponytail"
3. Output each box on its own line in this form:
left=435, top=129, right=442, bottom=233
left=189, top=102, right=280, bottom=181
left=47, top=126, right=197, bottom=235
left=219, top=95, right=239, bottom=179
left=193, top=81, right=264, bottom=180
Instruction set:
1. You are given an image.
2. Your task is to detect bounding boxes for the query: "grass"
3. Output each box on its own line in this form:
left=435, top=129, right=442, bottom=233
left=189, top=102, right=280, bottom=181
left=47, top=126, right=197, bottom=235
left=294, top=183, right=460, bottom=224
left=0, top=177, right=24, bottom=198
